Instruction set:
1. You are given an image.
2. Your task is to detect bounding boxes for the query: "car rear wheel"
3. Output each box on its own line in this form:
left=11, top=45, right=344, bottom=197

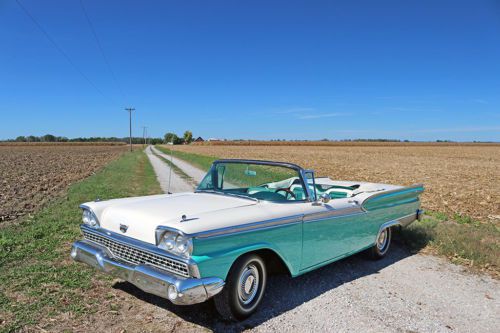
left=368, top=226, right=392, bottom=259
left=214, top=254, right=267, bottom=321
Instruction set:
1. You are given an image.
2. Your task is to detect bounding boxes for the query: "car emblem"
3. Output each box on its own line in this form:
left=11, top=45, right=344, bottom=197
left=119, top=224, right=128, bottom=233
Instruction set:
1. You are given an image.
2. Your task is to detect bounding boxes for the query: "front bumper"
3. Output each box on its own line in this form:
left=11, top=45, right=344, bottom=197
left=71, top=240, right=224, bottom=305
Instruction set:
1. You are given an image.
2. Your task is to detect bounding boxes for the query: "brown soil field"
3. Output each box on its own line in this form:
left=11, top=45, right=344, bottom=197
left=173, top=144, right=500, bottom=224
left=194, top=140, right=499, bottom=147
left=0, top=145, right=126, bottom=224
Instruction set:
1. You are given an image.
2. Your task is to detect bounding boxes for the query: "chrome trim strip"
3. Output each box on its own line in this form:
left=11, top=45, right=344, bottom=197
left=194, top=189, right=259, bottom=202
left=378, top=211, right=419, bottom=235
left=397, top=212, right=419, bottom=227
left=303, top=206, right=365, bottom=223
left=81, top=224, right=199, bottom=278
left=190, top=214, right=304, bottom=239
left=191, top=206, right=368, bottom=239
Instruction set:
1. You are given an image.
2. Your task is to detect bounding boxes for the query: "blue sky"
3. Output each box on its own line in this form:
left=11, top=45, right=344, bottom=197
left=1, top=0, right=499, bottom=141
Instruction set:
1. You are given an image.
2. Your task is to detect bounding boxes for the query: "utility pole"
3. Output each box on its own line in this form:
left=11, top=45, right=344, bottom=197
left=142, top=126, right=147, bottom=146
left=125, top=107, right=135, bottom=152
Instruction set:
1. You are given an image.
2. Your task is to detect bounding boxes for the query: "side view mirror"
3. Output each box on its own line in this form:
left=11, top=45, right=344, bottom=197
left=320, top=193, right=330, bottom=203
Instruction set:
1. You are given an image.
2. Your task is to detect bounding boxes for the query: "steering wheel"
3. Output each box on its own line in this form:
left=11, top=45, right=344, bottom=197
left=274, top=188, right=296, bottom=200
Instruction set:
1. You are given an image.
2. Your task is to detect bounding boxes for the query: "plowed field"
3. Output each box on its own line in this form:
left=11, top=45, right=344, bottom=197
left=0, top=144, right=126, bottom=224
left=172, top=143, right=500, bottom=224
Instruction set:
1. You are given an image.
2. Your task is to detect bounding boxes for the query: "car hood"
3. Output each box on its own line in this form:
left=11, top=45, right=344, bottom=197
left=85, top=192, right=257, bottom=244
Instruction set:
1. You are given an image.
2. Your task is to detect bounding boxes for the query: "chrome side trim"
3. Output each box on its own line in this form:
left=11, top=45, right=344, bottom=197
left=378, top=211, right=420, bottom=235
left=191, top=214, right=304, bottom=239
left=303, top=206, right=365, bottom=223
left=81, top=225, right=200, bottom=278
left=398, top=212, right=419, bottom=227
left=191, top=206, right=368, bottom=239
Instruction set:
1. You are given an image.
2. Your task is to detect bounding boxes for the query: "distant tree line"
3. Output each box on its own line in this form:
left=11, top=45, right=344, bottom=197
left=263, top=138, right=409, bottom=142
left=6, top=131, right=197, bottom=145
left=6, top=134, right=164, bottom=145
left=164, top=130, right=193, bottom=144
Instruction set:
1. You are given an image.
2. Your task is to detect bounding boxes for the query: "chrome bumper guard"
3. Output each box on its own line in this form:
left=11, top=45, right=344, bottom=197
left=71, top=240, right=224, bottom=305
left=397, top=209, right=424, bottom=227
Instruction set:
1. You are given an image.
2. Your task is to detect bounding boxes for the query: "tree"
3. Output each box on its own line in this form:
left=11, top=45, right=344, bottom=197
left=164, top=132, right=178, bottom=144
left=183, top=130, right=193, bottom=144
left=15, top=136, right=26, bottom=142
left=41, top=134, right=56, bottom=142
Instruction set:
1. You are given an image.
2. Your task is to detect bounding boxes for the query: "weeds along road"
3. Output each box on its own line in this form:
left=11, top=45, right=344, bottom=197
left=137, top=147, right=500, bottom=333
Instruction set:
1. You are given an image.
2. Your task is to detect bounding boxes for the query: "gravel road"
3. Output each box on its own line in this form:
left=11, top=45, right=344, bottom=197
left=144, top=146, right=194, bottom=193
left=150, top=145, right=206, bottom=184
left=66, top=244, right=499, bottom=333
left=131, top=147, right=500, bottom=333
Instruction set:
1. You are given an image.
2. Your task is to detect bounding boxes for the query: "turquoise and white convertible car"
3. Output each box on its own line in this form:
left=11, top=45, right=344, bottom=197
left=71, top=159, right=424, bottom=320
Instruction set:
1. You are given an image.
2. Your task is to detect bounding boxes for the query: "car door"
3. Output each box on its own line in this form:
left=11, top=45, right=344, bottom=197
left=299, top=171, right=371, bottom=271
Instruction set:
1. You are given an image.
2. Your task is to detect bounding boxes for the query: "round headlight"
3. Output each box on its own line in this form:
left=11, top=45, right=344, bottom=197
left=175, top=234, right=190, bottom=254
left=82, top=209, right=99, bottom=228
left=82, top=210, right=91, bottom=224
left=159, top=232, right=177, bottom=251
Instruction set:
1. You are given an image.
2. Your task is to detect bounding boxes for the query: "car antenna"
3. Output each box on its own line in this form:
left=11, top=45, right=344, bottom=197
left=167, top=138, right=173, bottom=194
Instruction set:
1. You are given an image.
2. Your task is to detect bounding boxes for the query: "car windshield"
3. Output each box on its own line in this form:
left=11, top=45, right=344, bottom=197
left=196, top=162, right=308, bottom=202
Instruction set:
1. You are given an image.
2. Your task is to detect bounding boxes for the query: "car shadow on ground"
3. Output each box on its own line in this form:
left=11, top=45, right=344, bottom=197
left=113, top=239, right=414, bottom=333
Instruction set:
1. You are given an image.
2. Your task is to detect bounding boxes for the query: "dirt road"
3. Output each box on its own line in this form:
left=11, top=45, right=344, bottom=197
left=144, top=146, right=195, bottom=193
left=150, top=145, right=206, bottom=184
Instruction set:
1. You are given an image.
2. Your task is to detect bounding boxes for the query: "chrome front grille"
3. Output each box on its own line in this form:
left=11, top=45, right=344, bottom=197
left=83, top=230, right=190, bottom=278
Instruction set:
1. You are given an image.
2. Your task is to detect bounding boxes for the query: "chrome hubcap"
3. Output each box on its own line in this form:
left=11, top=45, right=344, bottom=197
left=238, top=264, right=259, bottom=305
left=377, top=229, right=388, bottom=250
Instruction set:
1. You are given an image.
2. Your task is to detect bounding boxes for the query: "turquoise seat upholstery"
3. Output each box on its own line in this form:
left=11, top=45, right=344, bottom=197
left=248, top=191, right=287, bottom=201
left=328, top=191, right=348, bottom=199
left=291, top=186, right=305, bottom=200
left=247, top=186, right=271, bottom=195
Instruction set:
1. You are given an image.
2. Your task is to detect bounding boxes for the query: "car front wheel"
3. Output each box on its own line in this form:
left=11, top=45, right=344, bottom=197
left=214, top=253, right=267, bottom=321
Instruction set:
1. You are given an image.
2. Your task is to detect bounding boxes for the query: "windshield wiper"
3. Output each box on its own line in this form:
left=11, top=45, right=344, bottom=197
left=195, top=189, right=259, bottom=202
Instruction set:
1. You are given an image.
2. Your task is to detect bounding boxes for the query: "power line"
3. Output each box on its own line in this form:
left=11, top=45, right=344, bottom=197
left=79, top=0, right=127, bottom=104
left=15, top=0, right=109, bottom=101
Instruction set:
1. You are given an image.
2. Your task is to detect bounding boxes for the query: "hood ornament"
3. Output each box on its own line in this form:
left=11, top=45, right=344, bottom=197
left=119, top=223, right=129, bottom=233
left=180, top=214, right=199, bottom=222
